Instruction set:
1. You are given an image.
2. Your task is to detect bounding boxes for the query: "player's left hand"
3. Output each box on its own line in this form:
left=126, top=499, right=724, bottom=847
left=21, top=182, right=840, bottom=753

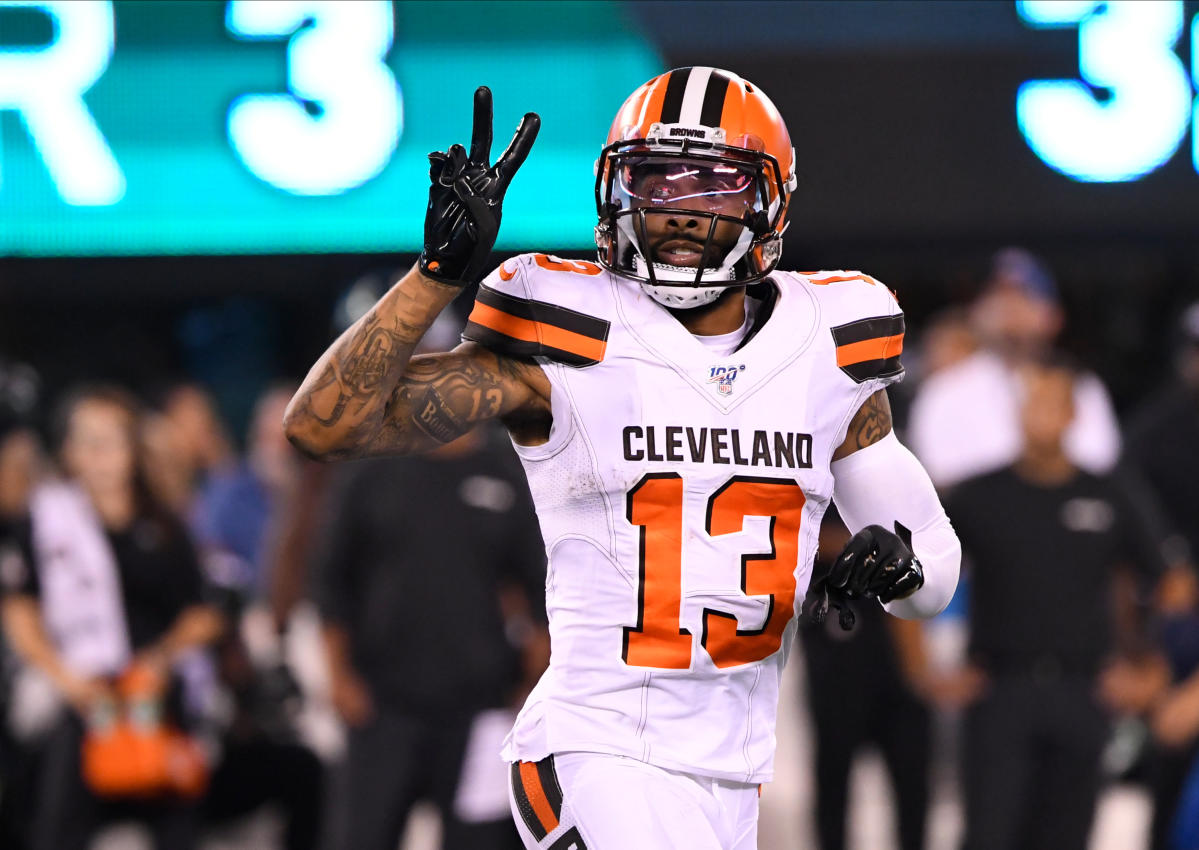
left=419, top=86, right=541, bottom=286
left=828, top=522, right=925, bottom=604
left=800, top=522, right=924, bottom=631
left=799, top=570, right=858, bottom=631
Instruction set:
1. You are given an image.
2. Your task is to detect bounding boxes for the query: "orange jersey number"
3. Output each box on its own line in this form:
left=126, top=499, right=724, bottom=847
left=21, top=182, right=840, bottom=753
left=623, top=474, right=805, bottom=670
left=498, top=254, right=604, bottom=281
left=533, top=254, right=604, bottom=275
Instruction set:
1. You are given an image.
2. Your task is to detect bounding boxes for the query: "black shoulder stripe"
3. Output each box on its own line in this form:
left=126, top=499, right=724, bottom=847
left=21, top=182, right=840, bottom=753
left=840, top=358, right=905, bottom=384
left=475, top=285, right=609, bottom=340
left=830, top=314, right=905, bottom=347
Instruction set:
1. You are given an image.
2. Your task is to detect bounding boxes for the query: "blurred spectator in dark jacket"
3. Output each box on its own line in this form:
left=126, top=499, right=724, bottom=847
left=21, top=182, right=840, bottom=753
left=947, top=356, right=1171, bottom=850
left=313, top=416, right=548, bottom=850
left=800, top=507, right=985, bottom=850
left=1123, top=301, right=1199, bottom=848
left=799, top=513, right=933, bottom=850
left=908, top=248, right=1121, bottom=489
left=0, top=360, right=43, bottom=849
left=0, top=385, right=223, bottom=850
left=1125, top=301, right=1199, bottom=568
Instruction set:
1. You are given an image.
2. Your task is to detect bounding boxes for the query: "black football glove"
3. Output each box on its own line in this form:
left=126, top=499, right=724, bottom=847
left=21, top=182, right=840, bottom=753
left=418, top=86, right=541, bottom=286
left=800, top=522, right=924, bottom=632
left=830, top=521, right=924, bottom=603
left=799, top=565, right=859, bottom=632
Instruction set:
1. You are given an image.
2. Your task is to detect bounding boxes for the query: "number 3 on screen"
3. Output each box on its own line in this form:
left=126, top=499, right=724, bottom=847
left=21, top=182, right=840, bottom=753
left=1016, top=0, right=1193, bottom=182
left=226, top=0, right=401, bottom=195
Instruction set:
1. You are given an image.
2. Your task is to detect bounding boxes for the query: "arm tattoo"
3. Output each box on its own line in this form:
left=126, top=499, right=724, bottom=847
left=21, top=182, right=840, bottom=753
left=312, top=313, right=412, bottom=428
left=399, top=358, right=504, bottom=444
left=834, top=389, right=893, bottom=460
left=370, top=352, right=538, bottom=454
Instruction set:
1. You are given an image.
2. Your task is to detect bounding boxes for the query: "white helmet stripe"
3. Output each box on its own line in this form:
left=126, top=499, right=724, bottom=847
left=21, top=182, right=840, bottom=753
left=678, top=67, right=715, bottom=126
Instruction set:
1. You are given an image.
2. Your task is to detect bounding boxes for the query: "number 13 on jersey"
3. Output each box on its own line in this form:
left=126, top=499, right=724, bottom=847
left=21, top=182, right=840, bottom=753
left=623, top=473, right=806, bottom=671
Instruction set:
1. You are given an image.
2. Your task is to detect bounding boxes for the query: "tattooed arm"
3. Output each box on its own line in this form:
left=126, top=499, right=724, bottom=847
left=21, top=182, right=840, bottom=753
left=284, top=266, right=550, bottom=460
left=831, top=389, right=892, bottom=461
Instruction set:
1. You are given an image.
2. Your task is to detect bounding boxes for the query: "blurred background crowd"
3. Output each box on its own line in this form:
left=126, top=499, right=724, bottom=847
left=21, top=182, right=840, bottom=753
left=2, top=1, right=1199, bottom=849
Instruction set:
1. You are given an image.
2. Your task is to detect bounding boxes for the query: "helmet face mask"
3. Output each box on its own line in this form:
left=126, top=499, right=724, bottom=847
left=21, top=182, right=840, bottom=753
left=594, top=69, right=796, bottom=308
left=598, top=143, right=784, bottom=289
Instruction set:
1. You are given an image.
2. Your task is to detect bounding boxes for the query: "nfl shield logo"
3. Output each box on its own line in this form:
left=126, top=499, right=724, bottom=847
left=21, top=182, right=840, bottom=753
left=707, top=364, right=746, bottom=396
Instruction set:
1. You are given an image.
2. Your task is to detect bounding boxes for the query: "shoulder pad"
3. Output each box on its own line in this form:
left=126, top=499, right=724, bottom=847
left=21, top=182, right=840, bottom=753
left=462, top=254, right=610, bottom=367
left=798, top=270, right=905, bottom=385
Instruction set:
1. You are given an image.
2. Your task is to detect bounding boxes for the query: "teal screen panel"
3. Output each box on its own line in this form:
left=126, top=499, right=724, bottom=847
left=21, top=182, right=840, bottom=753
left=0, top=0, right=664, bottom=256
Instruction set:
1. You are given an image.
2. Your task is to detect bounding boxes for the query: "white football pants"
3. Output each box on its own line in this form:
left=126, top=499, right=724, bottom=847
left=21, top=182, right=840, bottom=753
left=508, top=751, right=759, bottom=850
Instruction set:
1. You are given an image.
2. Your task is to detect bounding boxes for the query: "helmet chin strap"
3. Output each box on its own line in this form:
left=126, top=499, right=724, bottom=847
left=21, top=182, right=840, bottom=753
left=640, top=281, right=729, bottom=309
left=631, top=254, right=735, bottom=283
left=632, top=256, right=731, bottom=308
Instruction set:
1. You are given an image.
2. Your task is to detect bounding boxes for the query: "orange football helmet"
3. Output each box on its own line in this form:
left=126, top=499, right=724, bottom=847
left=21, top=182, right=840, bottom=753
left=595, top=67, right=797, bottom=308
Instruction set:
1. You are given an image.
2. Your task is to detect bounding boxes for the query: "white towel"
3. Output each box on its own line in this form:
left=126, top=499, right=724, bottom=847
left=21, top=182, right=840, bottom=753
left=30, top=481, right=131, bottom=677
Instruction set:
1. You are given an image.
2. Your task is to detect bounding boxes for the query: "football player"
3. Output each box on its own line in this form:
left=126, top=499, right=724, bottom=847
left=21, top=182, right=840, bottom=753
left=285, top=68, right=960, bottom=850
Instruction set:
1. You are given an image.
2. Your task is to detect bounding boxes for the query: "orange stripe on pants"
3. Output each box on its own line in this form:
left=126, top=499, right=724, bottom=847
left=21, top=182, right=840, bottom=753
left=519, top=761, right=560, bottom=835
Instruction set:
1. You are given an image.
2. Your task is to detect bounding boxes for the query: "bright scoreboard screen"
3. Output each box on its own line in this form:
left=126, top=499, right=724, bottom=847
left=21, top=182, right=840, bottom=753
left=0, top=0, right=662, bottom=256
left=4, top=1, right=1196, bottom=258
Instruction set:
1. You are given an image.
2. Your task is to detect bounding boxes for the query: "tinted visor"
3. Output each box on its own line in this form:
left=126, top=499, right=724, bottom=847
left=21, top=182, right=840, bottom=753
left=614, top=156, right=767, bottom=217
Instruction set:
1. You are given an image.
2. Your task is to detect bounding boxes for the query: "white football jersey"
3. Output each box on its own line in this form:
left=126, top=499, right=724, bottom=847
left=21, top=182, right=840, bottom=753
left=463, top=254, right=905, bottom=784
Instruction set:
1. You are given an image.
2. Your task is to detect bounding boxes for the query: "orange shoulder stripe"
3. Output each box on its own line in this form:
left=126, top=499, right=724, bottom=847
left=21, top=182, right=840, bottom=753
left=467, top=301, right=608, bottom=363
left=836, top=333, right=904, bottom=367
left=807, top=273, right=874, bottom=286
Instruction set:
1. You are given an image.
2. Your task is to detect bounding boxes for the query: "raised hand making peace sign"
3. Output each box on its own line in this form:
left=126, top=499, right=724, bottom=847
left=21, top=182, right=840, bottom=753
left=419, top=86, right=541, bottom=286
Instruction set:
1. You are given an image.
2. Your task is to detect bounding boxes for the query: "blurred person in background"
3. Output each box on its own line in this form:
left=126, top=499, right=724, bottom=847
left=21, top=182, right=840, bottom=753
left=885, top=306, right=978, bottom=438
left=908, top=248, right=1121, bottom=489
left=798, top=512, right=935, bottom=850
left=1144, top=626, right=1199, bottom=850
left=190, top=383, right=298, bottom=601
left=0, top=363, right=42, bottom=523
left=312, top=311, right=548, bottom=850
left=144, top=383, right=235, bottom=517
left=186, top=382, right=326, bottom=850
left=0, top=385, right=223, bottom=850
left=946, top=356, right=1172, bottom=850
left=198, top=589, right=324, bottom=850
left=912, top=307, right=978, bottom=381
left=1123, top=301, right=1199, bottom=849
left=186, top=379, right=327, bottom=636
left=0, top=360, right=44, bottom=849
left=1125, top=301, right=1199, bottom=582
